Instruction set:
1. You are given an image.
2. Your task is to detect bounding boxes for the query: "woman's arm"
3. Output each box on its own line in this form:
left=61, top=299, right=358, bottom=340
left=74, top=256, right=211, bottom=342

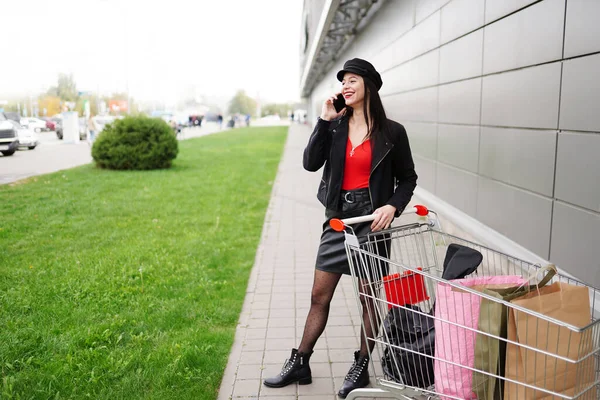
left=302, top=118, right=333, bottom=171
left=386, top=123, right=418, bottom=215
left=303, top=94, right=346, bottom=172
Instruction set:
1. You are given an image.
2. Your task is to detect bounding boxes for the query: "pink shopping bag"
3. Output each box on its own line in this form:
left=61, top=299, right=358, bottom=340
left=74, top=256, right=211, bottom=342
left=434, top=275, right=526, bottom=399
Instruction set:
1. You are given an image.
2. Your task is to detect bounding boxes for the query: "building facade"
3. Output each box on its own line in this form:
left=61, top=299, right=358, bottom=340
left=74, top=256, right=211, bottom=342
left=300, top=0, right=600, bottom=287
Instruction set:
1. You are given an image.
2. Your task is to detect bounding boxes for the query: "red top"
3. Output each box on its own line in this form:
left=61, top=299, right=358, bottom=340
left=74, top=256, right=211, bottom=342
left=342, top=138, right=372, bottom=190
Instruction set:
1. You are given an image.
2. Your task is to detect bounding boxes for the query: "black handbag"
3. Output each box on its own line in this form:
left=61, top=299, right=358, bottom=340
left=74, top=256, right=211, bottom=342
left=381, top=304, right=435, bottom=388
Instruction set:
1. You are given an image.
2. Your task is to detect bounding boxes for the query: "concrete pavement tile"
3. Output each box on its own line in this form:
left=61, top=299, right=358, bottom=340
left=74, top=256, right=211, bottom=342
left=297, top=396, right=337, bottom=400
left=329, top=349, right=354, bottom=363
left=245, top=328, right=267, bottom=340
left=267, top=317, right=295, bottom=328
left=295, top=266, right=313, bottom=273
left=272, top=285, right=296, bottom=293
left=266, top=326, right=295, bottom=339
left=246, top=318, right=268, bottom=329
left=310, top=362, right=332, bottom=378
left=232, top=379, right=261, bottom=397
left=372, top=360, right=384, bottom=377
left=239, top=350, right=264, bottom=365
left=251, top=301, right=270, bottom=310
left=297, top=377, right=335, bottom=396
left=216, top=388, right=235, bottom=400
left=271, top=292, right=295, bottom=301
left=296, top=307, right=310, bottom=316
left=324, top=326, right=359, bottom=338
left=332, top=377, right=345, bottom=393
left=254, top=286, right=272, bottom=294
left=228, top=398, right=260, bottom=400
left=236, top=364, right=262, bottom=380
left=262, top=349, right=292, bottom=364
left=325, top=336, right=359, bottom=349
left=269, top=300, right=296, bottom=309
left=270, top=308, right=294, bottom=318
left=313, top=338, right=327, bottom=349
left=242, top=339, right=266, bottom=352
left=273, top=279, right=296, bottom=286
left=327, top=317, right=354, bottom=326
left=331, top=362, right=350, bottom=378
left=261, top=363, right=284, bottom=380
left=260, top=383, right=297, bottom=397
left=217, top=367, right=236, bottom=400
left=249, top=309, right=269, bottom=319
left=310, top=350, right=330, bottom=363
left=265, top=338, right=294, bottom=350
left=252, top=294, right=271, bottom=303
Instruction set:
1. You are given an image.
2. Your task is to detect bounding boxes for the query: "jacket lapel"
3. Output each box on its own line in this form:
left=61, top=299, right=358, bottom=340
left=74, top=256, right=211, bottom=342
left=371, top=135, right=393, bottom=174
left=331, top=118, right=348, bottom=168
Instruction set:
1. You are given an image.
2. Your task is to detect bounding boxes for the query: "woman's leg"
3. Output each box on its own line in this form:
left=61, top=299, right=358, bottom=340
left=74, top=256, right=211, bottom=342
left=358, top=277, right=378, bottom=356
left=337, top=277, right=377, bottom=398
left=264, top=269, right=341, bottom=388
left=297, top=269, right=342, bottom=353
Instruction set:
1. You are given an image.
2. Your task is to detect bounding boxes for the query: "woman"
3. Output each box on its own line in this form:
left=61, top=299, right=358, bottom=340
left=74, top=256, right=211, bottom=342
left=263, top=58, right=418, bottom=398
left=87, top=115, right=97, bottom=145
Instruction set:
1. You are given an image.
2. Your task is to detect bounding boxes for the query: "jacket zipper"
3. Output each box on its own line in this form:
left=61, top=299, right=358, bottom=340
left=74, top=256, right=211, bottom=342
left=368, top=146, right=392, bottom=207
left=325, top=125, right=339, bottom=207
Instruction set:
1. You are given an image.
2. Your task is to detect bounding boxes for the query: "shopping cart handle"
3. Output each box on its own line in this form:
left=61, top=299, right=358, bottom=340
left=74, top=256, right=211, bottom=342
left=329, top=205, right=429, bottom=232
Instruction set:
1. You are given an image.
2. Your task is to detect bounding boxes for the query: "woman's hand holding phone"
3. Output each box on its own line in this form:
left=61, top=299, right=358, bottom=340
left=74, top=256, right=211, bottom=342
left=320, top=93, right=346, bottom=121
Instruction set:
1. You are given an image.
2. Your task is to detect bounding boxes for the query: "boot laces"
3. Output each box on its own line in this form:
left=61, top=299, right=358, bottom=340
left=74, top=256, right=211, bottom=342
left=345, top=357, right=368, bottom=383
left=280, top=353, right=297, bottom=376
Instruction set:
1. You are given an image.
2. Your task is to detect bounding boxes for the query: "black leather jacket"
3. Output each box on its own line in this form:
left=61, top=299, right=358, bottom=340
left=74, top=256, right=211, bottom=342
left=303, top=116, right=418, bottom=216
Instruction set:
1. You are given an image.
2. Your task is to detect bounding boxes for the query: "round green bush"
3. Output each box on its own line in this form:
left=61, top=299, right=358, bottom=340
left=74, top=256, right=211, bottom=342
left=92, top=116, right=178, bottom=170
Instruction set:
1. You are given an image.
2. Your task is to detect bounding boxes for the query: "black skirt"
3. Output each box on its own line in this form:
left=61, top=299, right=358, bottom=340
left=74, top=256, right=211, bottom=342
left=315, top=189, right=390, bottom=278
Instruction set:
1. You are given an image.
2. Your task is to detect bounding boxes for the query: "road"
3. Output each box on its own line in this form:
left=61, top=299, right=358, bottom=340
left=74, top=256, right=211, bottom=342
left=0, top=122, right=226, bottom=186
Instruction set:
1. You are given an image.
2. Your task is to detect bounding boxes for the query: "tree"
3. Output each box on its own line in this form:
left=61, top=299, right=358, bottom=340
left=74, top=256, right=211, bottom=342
left=47, top=73, right=78, bottom=102
left=261, top=103, right=293, bottom=117
left=38, top=95, right=62, bottom=117
left=228, top=90, right=256, bottom=116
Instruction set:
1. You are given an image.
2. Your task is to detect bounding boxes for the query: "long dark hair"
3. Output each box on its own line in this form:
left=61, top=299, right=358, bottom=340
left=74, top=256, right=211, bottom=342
left=347, top=77, right=390, bottom=142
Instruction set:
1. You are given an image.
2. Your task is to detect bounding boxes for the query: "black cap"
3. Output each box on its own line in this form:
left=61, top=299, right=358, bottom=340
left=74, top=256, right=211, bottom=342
left=336, top=58, right=383, bottom=91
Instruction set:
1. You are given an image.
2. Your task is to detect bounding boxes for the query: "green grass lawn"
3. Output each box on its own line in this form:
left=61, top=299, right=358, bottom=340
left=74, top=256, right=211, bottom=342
left=0, top=126, right=287, bottom=399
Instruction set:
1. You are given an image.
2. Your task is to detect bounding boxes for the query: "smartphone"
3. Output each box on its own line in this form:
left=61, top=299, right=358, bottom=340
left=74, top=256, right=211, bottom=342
left=333, top=93, right=346, bottom=113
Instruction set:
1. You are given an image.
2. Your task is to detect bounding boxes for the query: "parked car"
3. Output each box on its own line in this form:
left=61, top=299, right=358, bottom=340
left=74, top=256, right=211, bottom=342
left=55, top=119, right=63, bottom=139
left=9, top=121, right=38, bottom=150
left=44, top=118, right=57, bottom=131
left=0, top=113, right=19, bottom=156
left=20, top=117, right=47, bottom=132
left=93, top=115, right=118, bottom=133
left=55, top=118, right=87, bottom=140
left=4, top=112, right=21, bottom=123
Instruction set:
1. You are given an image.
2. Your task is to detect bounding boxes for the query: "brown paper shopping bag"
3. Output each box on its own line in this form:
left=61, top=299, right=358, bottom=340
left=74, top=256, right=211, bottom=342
left=504, top=282, right=597, bottom=399
left=472, top=265, right=557, bottom=400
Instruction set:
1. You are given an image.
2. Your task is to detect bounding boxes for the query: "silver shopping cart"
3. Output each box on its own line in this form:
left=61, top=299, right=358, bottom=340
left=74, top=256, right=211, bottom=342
left=330, top=206, right=600, bottom=400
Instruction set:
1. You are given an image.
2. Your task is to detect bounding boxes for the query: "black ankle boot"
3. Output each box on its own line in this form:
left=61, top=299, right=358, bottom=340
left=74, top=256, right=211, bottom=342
left=263, top=348, right=313, bottom=388
left=337, top=351, right=370, bottom=398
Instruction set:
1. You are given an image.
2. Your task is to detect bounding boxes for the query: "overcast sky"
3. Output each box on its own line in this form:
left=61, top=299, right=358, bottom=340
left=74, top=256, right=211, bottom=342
left=1, top=0, right=303, bottom=105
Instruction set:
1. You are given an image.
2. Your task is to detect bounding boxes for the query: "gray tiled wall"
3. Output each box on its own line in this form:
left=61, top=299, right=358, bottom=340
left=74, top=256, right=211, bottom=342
left=306, top=0, right=600, bottom=286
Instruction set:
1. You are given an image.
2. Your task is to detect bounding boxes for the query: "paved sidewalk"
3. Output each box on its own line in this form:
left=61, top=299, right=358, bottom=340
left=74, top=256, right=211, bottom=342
left=217, top=124, right=385, bottom=400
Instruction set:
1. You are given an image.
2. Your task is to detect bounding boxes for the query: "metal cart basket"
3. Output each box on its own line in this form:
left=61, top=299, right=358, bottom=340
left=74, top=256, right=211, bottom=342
left=330, top=206, right=600, bottom=400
